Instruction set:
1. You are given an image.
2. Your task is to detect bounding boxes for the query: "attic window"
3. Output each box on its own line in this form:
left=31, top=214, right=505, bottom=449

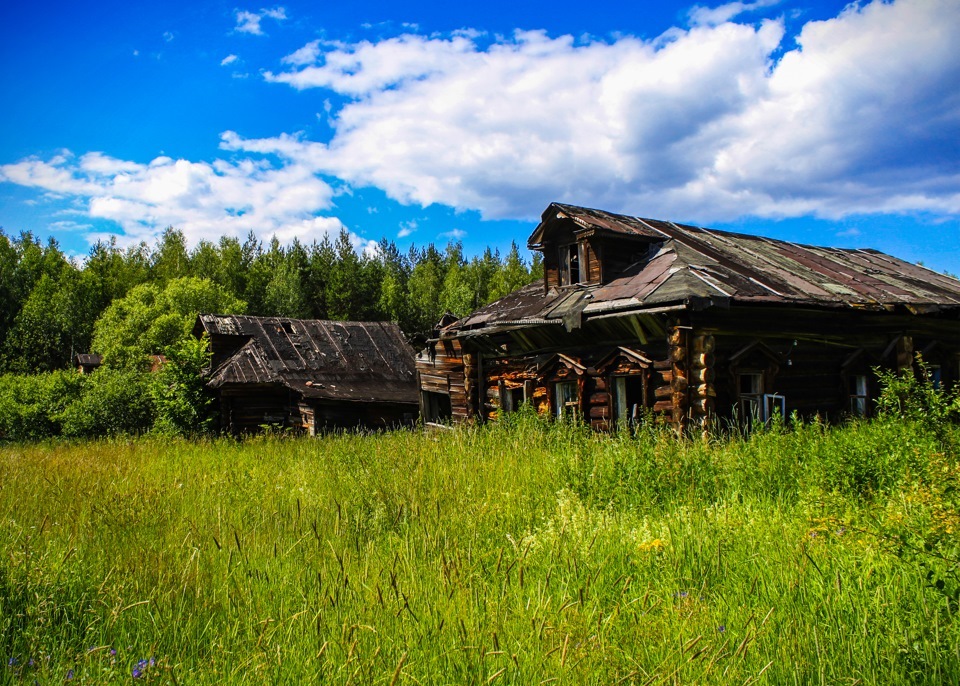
left=559, top=243, right=582, bottom=285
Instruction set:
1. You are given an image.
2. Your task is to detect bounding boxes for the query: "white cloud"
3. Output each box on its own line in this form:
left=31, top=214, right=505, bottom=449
left=397, top=220, right=417, bottom=238
left=0, top=149, right=346, bottom=248
left=234, top=7, right=287, bottom=36
left=281, top=39, right=321, bottom=66
left=251, top=0, right=960, bottom=224
left=688, top=0, right=781, bottom=27
left=163, top=31, right=175, bottom=42
left=221, top=54, right=239, bottom=66
left=439, top=228, right=466, bottom=240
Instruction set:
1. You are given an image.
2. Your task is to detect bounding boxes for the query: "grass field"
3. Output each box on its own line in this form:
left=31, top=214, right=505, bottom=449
left=1, top=413, right=959, bottom=684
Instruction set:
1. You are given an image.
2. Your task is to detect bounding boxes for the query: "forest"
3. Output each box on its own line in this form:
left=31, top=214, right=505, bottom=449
left=0, top=227, right=541, bottom=439
left=0, top=226, right=542, bottom=374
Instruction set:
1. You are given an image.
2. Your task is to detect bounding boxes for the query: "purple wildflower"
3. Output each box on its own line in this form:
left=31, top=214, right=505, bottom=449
left=7, top=657, right=17, bottom=667
left=718, top=625, right=726, bottom=633
left=66, top=669, right=74, bottom=680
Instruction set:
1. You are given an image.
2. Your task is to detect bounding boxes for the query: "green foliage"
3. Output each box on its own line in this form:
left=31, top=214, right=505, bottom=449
left=1, top=420, right=958, bottom=682
left=59, top=368, right=154, bottom=438
left=875, top=356, right=960, bottom=431
left=150, top=335, right=214, bottom=436
left=91, top=277, right=245, bottom=369
left=0, top=371, right=84, bottom=441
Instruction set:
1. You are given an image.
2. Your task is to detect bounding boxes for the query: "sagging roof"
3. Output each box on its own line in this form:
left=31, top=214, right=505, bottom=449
left=195, top=314, right=417, bottom=404
left=453, top=202, right=960, bottom=333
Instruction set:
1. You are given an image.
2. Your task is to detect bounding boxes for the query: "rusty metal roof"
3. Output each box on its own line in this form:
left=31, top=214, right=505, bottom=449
left=453, top=202, right=960, bottom=333
left=196, top=314, right=418, bottom=404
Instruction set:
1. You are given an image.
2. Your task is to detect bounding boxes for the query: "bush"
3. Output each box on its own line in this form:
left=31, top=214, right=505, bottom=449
left=59, top=368, right=154, bottom=438
left=0, top=371, right=84, bottom=441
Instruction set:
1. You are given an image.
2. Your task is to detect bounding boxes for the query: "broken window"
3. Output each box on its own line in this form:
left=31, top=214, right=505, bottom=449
left=554, top=380, right=579, bottom=418
left=612, top=375, right=645, bottom=426
left=738, top=372, right=763, bottom=421
left=558, top=243, right=582, bottom=286
left=421, top=391, right=452, bottom=423
left=500, top=386, right=526, bottom=413
left=850, top=374, right=869, bottom=416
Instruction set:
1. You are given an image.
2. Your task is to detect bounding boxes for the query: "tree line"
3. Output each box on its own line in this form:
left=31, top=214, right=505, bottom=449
left=0, top=226, right=542, bottom=375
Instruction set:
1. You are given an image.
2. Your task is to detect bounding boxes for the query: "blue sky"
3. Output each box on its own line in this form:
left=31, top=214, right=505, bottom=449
left=2, top=0, right=959, bottom=273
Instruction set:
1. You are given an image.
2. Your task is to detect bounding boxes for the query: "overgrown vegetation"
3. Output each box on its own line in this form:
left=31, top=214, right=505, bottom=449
left=2, top=391, right=959, bottom=683
left=0, top=227, right=541, bottom=377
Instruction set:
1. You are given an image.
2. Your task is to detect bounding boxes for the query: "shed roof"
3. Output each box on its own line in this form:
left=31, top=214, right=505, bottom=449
left=453, top=202, right=960, bottom=333
left=195, top=314, right=417, bottom=404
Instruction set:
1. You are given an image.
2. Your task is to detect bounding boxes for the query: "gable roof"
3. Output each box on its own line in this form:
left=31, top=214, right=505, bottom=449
left=453, top=202, right=960, bottom=333
left=195, top=314, right=417, bottom=404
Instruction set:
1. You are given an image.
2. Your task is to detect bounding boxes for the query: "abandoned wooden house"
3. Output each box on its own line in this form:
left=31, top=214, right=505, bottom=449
left=75, top=353, right=103, bottom=375
left=416, top=202, right=960, bottom=432
left=194, top=314, right=418, bottom=434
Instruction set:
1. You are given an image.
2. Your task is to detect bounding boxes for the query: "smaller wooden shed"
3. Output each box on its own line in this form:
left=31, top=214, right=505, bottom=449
left=194, top=314, right=418, bottom=434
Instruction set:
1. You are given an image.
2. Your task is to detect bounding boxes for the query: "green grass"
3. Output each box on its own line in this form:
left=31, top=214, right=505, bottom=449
left=1, top=415, right=959, bottom=684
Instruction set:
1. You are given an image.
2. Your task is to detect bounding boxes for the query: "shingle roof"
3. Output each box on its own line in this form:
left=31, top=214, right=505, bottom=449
left=453, top=202, right=960, bottom=332
left=196, top=314, right=418, bottom=404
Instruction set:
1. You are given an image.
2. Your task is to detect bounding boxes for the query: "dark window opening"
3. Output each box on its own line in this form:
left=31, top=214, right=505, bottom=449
left=422, top=391, right=452, bottom=422
left=738, top=372, right=763, bottom=421
left=501, top=386, right=525, bottom=413
left=280, top=321, right=295, bottom=334
left=559, top=244, right=581, bottom=285
left=612, top=375, right=646, bottom=426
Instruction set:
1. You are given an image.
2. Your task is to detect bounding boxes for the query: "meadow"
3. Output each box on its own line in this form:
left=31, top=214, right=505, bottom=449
left=1, top=412, right=959, bottom=684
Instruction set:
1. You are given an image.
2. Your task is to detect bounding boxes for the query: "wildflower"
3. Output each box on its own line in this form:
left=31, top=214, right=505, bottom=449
left=7, top=657, right=17, bottom=667
left=110, top=649, right=117, bottom=657
left=718, top=625, right=726, bottom=633
left=66, top=669, right=74, bottom=680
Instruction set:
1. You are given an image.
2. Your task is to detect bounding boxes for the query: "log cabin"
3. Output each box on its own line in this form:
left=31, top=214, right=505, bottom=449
left=194, top=314, right=418, bottom=434
left=416, top=203, right=960, bottom=433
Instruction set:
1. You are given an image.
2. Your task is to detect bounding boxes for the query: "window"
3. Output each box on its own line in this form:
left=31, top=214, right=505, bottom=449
left=554, top=381, right=579, bottom=417
left=612, top=375, right=645, bottom=426
left=559, top=244, right=581, bottom=285
left=500, top=385, right=525, bottom=413
left=850, top=374, right=868, bottom=416
left=422, top=391, right=452, bottom=423
left=738, top=372, right=763, bottom=421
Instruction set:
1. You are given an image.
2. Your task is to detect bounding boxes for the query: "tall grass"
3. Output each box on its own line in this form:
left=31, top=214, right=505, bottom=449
left=1, top=414, right=958, bottom=684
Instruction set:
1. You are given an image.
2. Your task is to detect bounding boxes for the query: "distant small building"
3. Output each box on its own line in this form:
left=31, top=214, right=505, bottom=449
left=417, top=202, right=960, bottom=433
left=75, top=353, right=103, bottom=375
left=194, top=314, right=418, bottom=434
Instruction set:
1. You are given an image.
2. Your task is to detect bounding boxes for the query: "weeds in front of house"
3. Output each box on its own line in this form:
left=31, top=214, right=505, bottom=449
left=1, top=377, right=959, bottom=683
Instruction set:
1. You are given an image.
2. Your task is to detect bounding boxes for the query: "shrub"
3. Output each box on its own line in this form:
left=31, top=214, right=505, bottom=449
left=0, top=371, right=84, bottom=441
left=59, top=368, right=154, bottom=438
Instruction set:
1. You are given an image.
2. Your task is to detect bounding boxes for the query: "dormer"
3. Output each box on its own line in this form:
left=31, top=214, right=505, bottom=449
left=528, top=203, right=666, bottom=291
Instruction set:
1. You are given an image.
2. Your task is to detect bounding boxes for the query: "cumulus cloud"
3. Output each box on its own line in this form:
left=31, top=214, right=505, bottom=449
left=0, top=150, right=346, bottom=248
left=221, top=54, right=239, bottom=66
left=251, top=0, right=960, bottom=223
left=3, top=0, right=958, bottom=251
left=234, top=7, right=287, bottom=36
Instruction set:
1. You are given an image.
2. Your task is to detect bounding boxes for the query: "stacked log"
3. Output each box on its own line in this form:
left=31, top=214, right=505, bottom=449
left=668, top=327, right=689, bottom=433
left=688, top=334, right=716, bottom=437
